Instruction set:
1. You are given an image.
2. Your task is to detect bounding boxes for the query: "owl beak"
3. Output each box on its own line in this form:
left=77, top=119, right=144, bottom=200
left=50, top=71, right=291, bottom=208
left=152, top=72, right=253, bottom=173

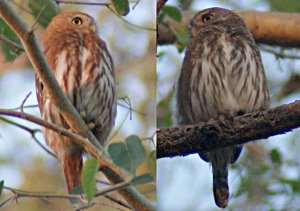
left=91, top=23, right=97, bottom=33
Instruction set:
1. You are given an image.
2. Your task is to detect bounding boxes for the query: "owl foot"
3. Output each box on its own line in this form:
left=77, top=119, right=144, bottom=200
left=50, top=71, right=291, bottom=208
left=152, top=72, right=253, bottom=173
left=218, top=113, right=233, bottom=128
left=87, top=122, right=95, bottom=129
left=80, top=111, right=86, bottom=118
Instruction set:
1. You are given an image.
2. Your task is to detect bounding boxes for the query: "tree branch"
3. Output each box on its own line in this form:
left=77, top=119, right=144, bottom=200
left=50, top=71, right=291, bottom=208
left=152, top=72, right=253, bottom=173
left=158, top=10, right=300, bottom=47
left=157, top=0, right=168, bottom=15
left=0, top=116, right=57, bottom=158
left=157, top=100, right=300, bottom=159
left=0, top=1, right=155, bottom=210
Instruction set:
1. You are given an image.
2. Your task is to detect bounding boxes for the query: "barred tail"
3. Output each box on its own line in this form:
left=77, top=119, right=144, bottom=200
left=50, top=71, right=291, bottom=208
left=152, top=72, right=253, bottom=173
left=62, top=153, right=83, bottom=193
left=213, top=173, right=229, bottom=208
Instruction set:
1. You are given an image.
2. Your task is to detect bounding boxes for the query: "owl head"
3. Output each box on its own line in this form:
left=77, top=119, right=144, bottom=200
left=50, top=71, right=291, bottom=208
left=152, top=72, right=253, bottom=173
left=189, top=7, right=247, bottom=37
left=44, top=12, right=97, bottom=43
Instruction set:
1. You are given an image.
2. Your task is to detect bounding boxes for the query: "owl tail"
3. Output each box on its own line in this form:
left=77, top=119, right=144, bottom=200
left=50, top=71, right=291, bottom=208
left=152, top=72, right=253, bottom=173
left=211, top=151, right=230, bottom=208
left=62, top=153, right=83, bottom=194
left=213, top=171, right=229, bottom=208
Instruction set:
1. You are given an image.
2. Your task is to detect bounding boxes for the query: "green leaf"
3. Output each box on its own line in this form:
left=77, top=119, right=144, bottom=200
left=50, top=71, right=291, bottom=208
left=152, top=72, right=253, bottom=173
left=161, top=6, right=182, bottom=22
left=108, top=142, right=132, bottom=173
left=108, top=135, right=146, bottom=175
left=0, top=19, right=22, bottom=61
left=157, top=50, right=165, bottom=59
left=0, top=180, right=4, bottom=197
left=148, top=150, right=156, bottom=179
left=269, top=0, right=300, bottom=13
left=28, top=0, right=58, bottom=28
left=269, top=148, right=282, bottom=165
left=280, top=178, right=300, bottom=193
left=111, top=0, right=130, bottom=16
left=82, top=158, right=99, bottom=203
left=174, top=28, right=190, bottom=52
left=125, top=135, right=146, bottom=173
left=131, top=174, right=153, bottom=185
left=157, top=90, right=174, bottom=128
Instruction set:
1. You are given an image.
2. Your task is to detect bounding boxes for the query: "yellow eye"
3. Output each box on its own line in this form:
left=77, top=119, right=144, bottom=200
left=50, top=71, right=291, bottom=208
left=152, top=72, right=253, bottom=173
left=71, top=17, right=82, bottom=25
left=202, top=14, right=213, bottom=22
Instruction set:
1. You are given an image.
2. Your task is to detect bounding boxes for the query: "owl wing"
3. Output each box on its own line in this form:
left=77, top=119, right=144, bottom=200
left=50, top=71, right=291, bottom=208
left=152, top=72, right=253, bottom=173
left=35, top=75, right=45, bottom=115
left=230, top=41, right=270, bottom=113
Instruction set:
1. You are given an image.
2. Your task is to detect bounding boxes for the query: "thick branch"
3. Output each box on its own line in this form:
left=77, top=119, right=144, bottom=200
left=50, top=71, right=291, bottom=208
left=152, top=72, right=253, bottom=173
left=158, top=10, right=300, bottom=47
left=157, top=100, right=300, bottom=159
left=0, top=1, right=154, bottom=210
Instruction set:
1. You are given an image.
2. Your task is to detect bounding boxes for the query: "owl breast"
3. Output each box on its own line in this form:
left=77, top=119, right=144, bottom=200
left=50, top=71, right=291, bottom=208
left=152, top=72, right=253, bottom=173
left=188, top=33, right=263, bottom=122
left=42, top=40, right=116, bottom=155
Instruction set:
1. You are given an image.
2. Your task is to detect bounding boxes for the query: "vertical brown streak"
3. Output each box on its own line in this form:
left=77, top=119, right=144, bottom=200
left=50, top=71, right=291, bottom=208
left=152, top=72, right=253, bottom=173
left=252, top=84, right=260, bottom=109
left=75, top=47, right=82, bottom=86
left=210, top=68, right=221, bottom=90
left=91, top=82, right=100, bottom=102
left=238, top=73, right=249, bottom=97
left=63, top=51, right=71, bottom=93
left=101, top=52, right=113, bottom=73
left=201, top=81, right=207, bottom=109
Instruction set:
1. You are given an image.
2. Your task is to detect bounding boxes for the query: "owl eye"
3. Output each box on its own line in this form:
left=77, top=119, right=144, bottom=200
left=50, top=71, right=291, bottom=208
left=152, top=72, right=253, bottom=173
left=71, top=17, right=82, bottom=25
left=202, top=14, right=213, bottom=22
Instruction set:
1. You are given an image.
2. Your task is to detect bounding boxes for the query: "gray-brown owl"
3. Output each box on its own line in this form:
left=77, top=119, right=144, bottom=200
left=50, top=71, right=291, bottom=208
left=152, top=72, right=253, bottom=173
left=175, top=7, right=269, bottom=208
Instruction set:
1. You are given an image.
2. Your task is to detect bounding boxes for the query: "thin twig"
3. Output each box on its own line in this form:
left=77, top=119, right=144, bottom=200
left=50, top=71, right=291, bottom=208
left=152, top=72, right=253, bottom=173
left=104, top=194, right=132, bottom=210
left=106, top=5, right=156, bottom=31
left=29, top=2, right=48, bottom=33
left=95, top=180, right=132, bottom=198
left=11, top=0, right=49, bottom=26
left=109, top=109, right=130, bottom=140
left=11, top=104, right=38, bottom=110
left=118, top=96, right=133, bottom=120
left=75, top=180, right=133, bottom=211
left=0, top=186, right=85, bottom=208
left=132, top=0, right=141, bottom=10
left=55, top=0, right=109, bottom=6
left=141, top=130, right=156, bottom=148
left=55, top=0, right=138, bottom=5
left=97, top=179, right=111, bottom=186
left=260, top=46, right=300, bottom=60
left=0, top=116, right=57, bottom=158
left=0, top=34, right=24, bottom=51
left=0, top=196, right=14, bottom=208
left=0, top=109, right=97, bottom=156
left=117, top=102, right=147, bottom=116
left=20, top=92, right=32, bottom=113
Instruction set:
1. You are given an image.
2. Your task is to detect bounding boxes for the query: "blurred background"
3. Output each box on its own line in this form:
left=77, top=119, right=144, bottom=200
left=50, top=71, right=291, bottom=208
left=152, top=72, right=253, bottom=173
left=157, top=0, right=300, bottom=210
left=0, top=0, right=155, bottom=210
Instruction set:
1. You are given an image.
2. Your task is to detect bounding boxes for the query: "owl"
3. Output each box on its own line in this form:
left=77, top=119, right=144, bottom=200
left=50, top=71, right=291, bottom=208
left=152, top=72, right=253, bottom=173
left=36, top=12, right=117, bottom=193
left=175, top=7, right=269, bottom=207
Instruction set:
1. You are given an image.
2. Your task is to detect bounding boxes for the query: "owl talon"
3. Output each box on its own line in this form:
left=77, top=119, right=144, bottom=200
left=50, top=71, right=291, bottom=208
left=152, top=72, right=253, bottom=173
left=218, top=114, right=233, bottom=128
left=80, top=111, right=86, bottom=118
left=87, top=122, right=95, bottom=129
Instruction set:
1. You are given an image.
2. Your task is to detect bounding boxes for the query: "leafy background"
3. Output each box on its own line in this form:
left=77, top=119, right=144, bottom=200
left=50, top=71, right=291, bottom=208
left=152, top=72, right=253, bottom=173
left=0, top=0, right=156, bottom=210
left=157, top=0, right=300, bottom=210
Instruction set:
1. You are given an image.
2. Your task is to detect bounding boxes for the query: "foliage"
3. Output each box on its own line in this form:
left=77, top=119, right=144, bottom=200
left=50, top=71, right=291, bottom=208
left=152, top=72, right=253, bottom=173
left=82, top=158, right=99, bottom=203
left=28, top=0, right=58, bottom=27
left=0, top=19, right=22, bottom=61
left=0, top=0, right=155, bottom=210
left=159, top=5, right=182, bottom=22
left=108, top=135, right=146, bottom=175
left=0, top=180, right=3, bottom=198
left=268, top=0, right=300, bottom=13
left=132, top=173, right=153, bottom=185
left=111, top=0, right=130, bottom=16
left=157, top=0, right=300, bottom=210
